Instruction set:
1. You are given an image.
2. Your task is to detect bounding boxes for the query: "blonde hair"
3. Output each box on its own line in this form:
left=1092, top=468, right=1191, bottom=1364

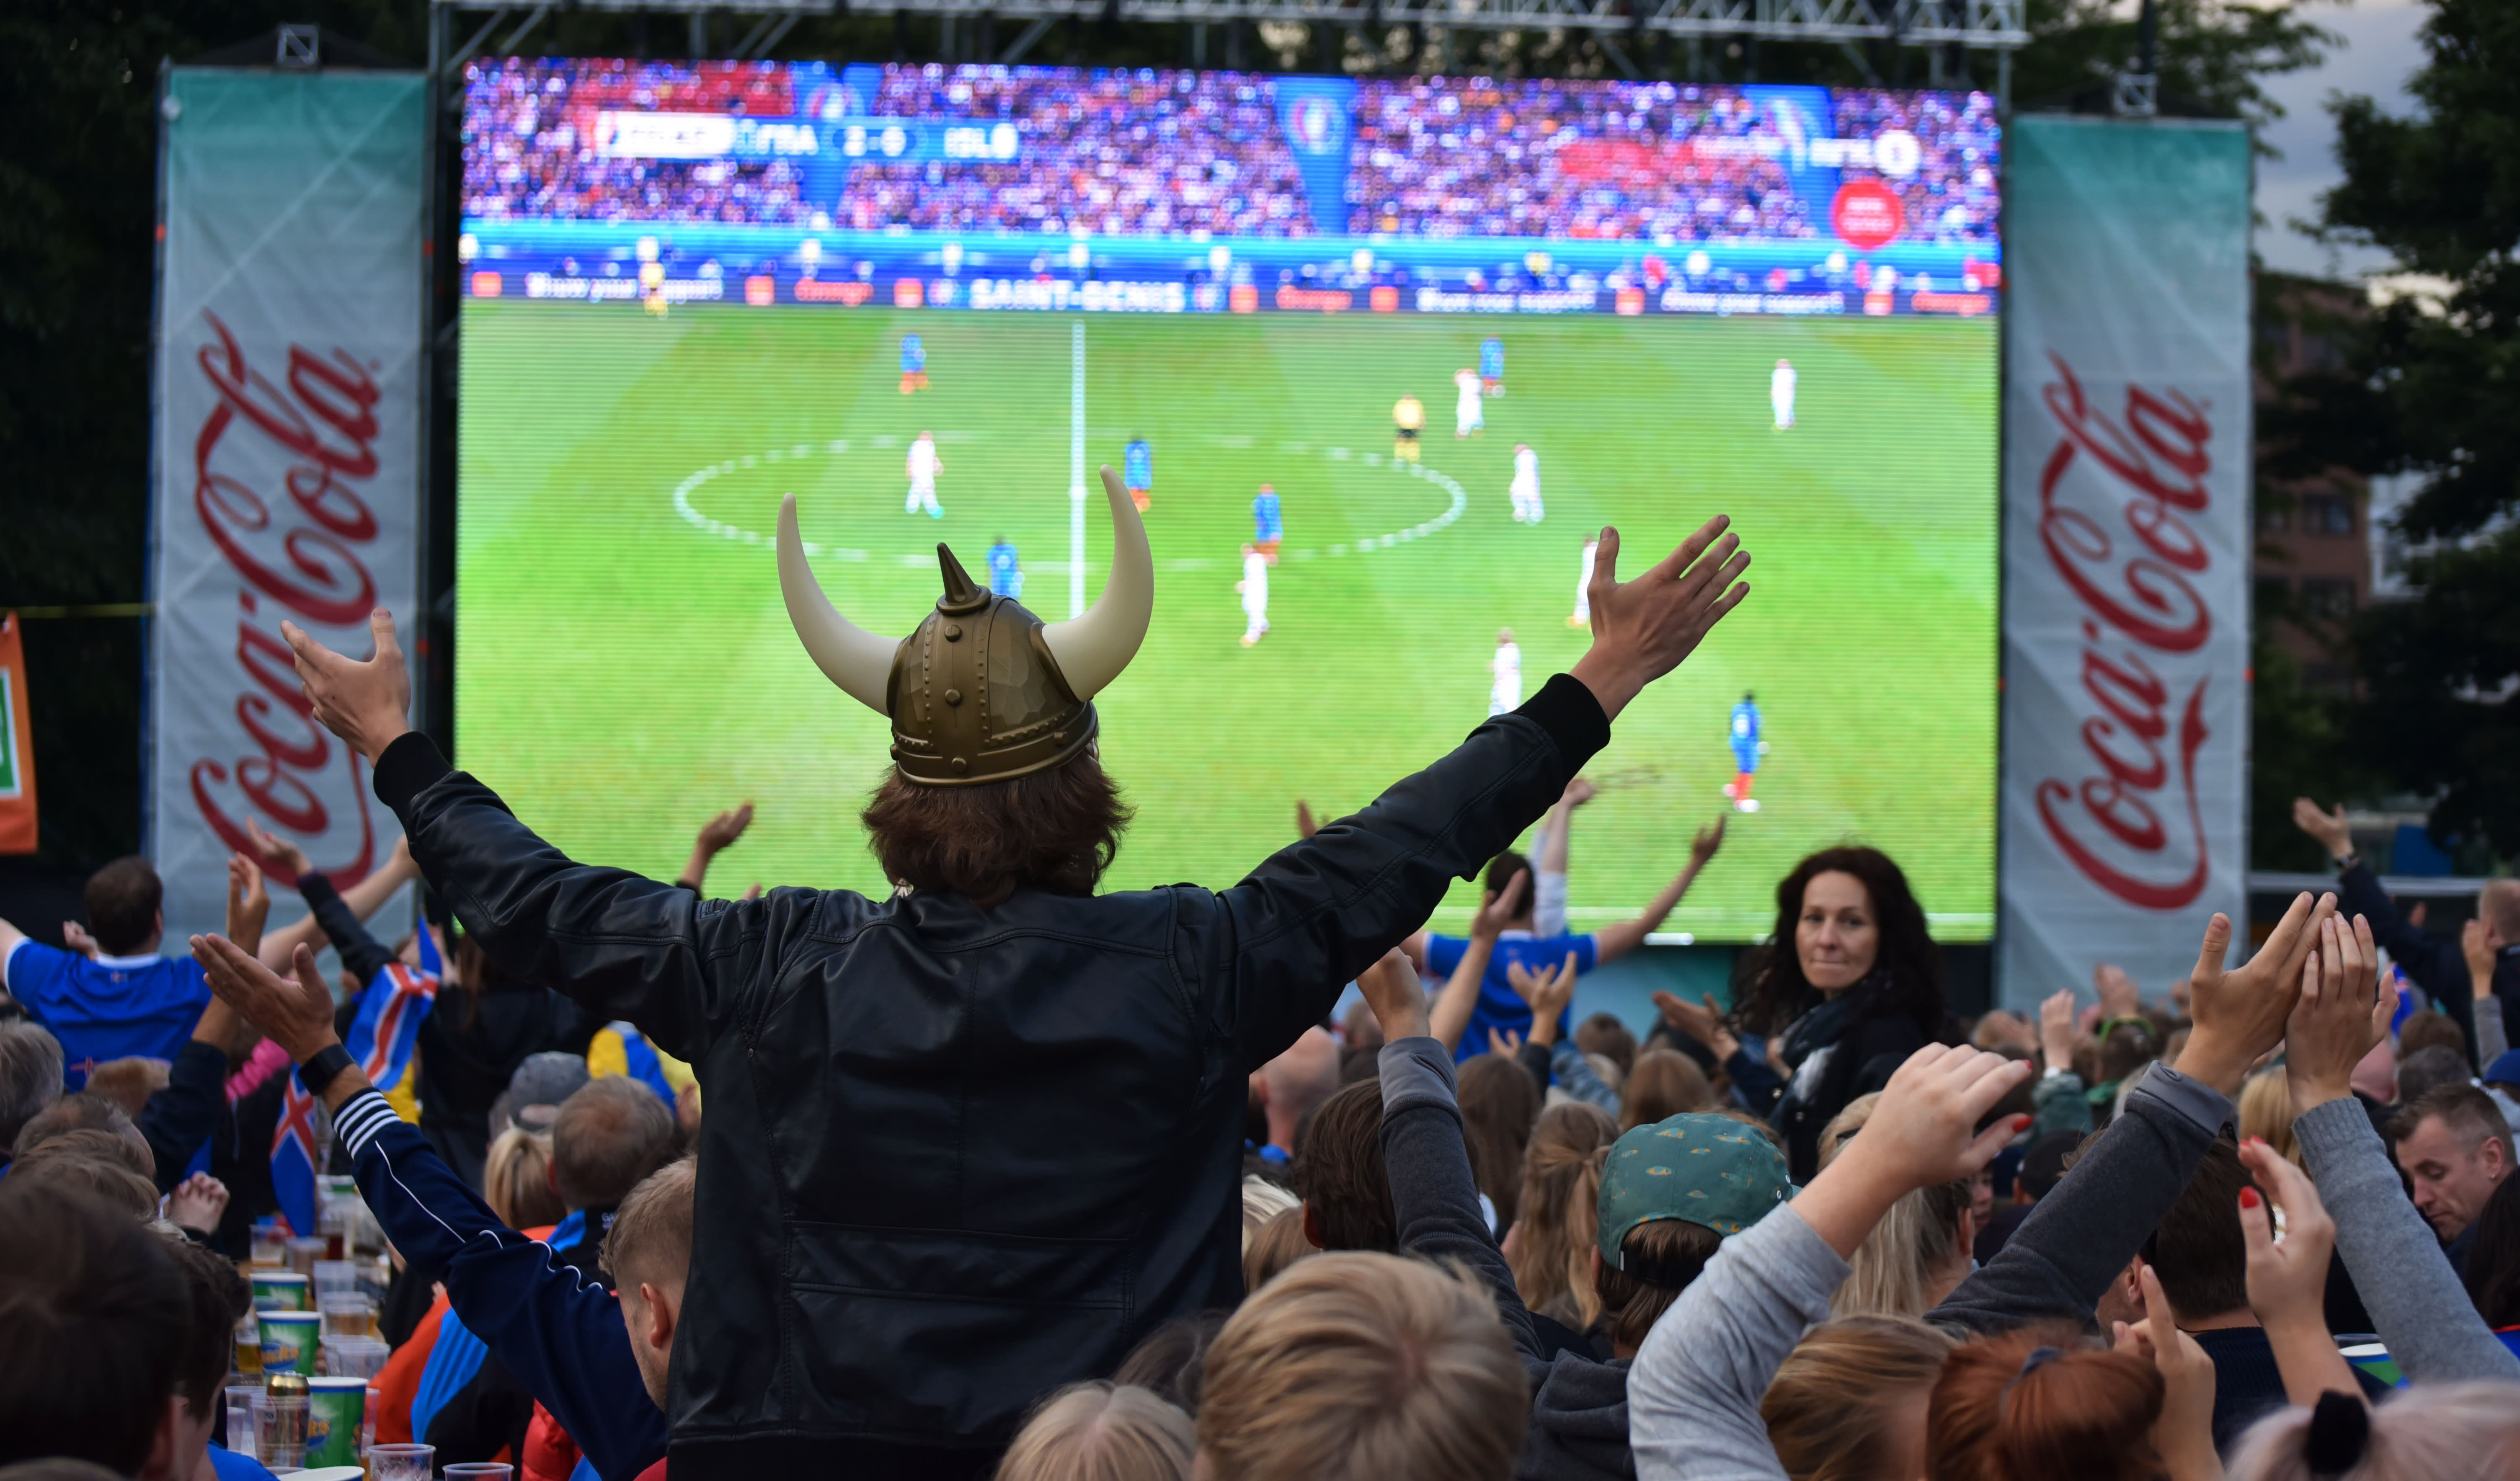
left=603, top=1157, right=697, bottom=1298
left=1507, top=1102, right=1619, bottom=1329
left=994, top=1382, right=1193, bottom=1481
left=483, top=1125, right=564, bottom=1231
left=1832, top=1180, right=1970, bottom=1319
left=1241, top=1176, right=1299, bottom=1254
left=1198, top=1252, right=1527, bottom=1481
left=1816, top=1093, right=1881, bottom=1172
left=1242, top=1205, right=1313, bottom=1294
left=1762, top=1316, right=1955, bottom=1481
left=2228, top=1382, right=2520, bottom=1481
left=2238, top=1071, right=2304, bottom=1168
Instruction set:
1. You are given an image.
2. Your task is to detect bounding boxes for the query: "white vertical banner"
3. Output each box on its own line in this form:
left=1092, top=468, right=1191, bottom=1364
left=150, top=69, right=426, bottom=942
left=1999, top=117, right=2254, bottom=1006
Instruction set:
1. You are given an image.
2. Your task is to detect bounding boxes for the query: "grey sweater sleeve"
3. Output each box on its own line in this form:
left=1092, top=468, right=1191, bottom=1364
left=2476, top=996, right=2509, bottom=1070
left=1378, top=1037, right=1548, bottom=1366
left=1629, top=1206, right=1848, bottom=1481
left=2294, top=1095, right=2520, bottom=1382
left=1930, top=1061, right=2229, bottom=1334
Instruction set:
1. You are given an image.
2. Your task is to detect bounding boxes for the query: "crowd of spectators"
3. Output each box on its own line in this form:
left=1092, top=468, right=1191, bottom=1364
left=1830, top=87, right=2001, bottom=245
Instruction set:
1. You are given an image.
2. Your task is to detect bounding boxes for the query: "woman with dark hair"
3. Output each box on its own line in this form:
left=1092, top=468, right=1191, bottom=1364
left=1654, top=846, right=1947, bottom=1178
left=2460, top=1168, right=2520, bottom=1339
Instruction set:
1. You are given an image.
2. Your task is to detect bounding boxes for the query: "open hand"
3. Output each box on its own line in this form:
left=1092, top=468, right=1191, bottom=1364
left=1567, top=516, right=1752, bottom=721
left=188, top=935, right=341, bottom=1064
left=1487, top=1026, right=1525, bottom=1057
left=1652, top=989, right=1730, bottom=1051
left=2093, top=963, right=2142, bottom=1019
left=1562, top=776, right=1596, bottom=809
left=696, top=801, right=755, bottom=855
left=2181, top=893, right=2336, bottom=1095
left=1844, top=1044, right=2034, bottom=1192
left=2038, top=989, right=2078, bottom=1073
left=279, top=610, right=413, bottom=766
left=2292, top=797, right=2353, bottom=859
left=1294, top=800, right=1319, bottom=839
left=2284, top=912, right=2391, bottom=1118
left=1506, top=951, right=1579, bottom=1017
left=1688, top=814, right=1727, bottom=870
left=1357, top=947, right=1431, bottom=1042
left=245, top=817, right=312, bottom=879
left=226, top=854, right=270, bottom=944
left=168, top=1172, right=230, bottom=1236
left=1471, top=870, right=1529, bottom=942
left=2238, top=1140, right=2331, bottom=1326
left=2465, top=919, right=2499, bottom=998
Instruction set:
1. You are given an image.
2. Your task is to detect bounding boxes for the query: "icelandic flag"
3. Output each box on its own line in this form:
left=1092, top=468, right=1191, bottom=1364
left=273, top=929, right=443, bottom=1234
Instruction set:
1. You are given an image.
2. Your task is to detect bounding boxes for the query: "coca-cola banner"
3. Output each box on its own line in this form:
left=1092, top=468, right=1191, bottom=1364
left=150, top=69, right=425, bottom=941
left=1998, top=117, right=2253, bottom=1006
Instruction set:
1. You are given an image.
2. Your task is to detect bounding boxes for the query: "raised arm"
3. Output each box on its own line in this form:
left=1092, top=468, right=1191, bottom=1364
left=1596, top=816, right=1723, bottom=964
left=279, top=611, right=736, bottom=1060
left=1529, top=776, right=1590, bottom=939
left=2283, top=913, right=2520, bottom=1383
left=1432, top=873, right=1523, bottom=1054
left=676, top=802, right=754, bottom=895
left=256, top=831, right=418, bottom=972
left=190, top=933, right=671, bottom=1479
left=1214, top=520, right=1749, bottom=1063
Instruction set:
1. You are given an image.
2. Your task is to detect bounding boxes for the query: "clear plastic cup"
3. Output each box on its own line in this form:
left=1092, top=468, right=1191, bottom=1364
left=367, top=1442, right=435, bottom=1481
left=320, top=1294, right=377, bottom=1338
left=444, top=1466, right=515, bottom=1479
left=223, top=1385, right=261, bottom=1458
left=312, top=1258, right=359, bottom=1302
left=320, top=1334, right=391, bottom=1379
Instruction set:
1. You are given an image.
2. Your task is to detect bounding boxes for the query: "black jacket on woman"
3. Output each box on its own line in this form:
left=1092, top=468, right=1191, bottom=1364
left=1726, top=975, right=1937, bottom=1180
left=371, top=673, right=1611, bottom=1481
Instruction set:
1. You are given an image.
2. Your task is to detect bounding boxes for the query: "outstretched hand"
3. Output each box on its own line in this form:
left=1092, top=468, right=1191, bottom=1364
left=1470, top=870, right=1529, bottom=942
left=1506, top=950, right=1580, bottom=1047
left=1568, top=516, right=1752, bottom=722
left=2180, top=892, right=2337, bottom=1095
left=245, top=817, right=312, bottom=879
left=1356, top=947, right=1430, bottom=1042
left=2284, top=911, right=2391, bottom=1118
left=1688, top=813, right=1727, bottom=870
left=188, top=935, right=340, bottom=1065
left=1294, top=800, right=1319, bottom=839
left=696, top=801, right=755, bottom=855
left=1651, top=989, right=1737, bottom=1060
left=2037, top=989, right=2078, bottom=1073
left=2464, top=918, right=2498, bottom=999
left=280, top=611, right=413, bottom=766
left=2292, top=797, right=2353, bottom=859
left=225, top=853, right=270, bottom=952
left=1794, top=1044, right=2032, bottom=1258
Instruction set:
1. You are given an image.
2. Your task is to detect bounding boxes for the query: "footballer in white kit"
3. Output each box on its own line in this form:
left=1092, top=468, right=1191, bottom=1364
left=1454, top=368, right=1484, bottom=438
left=1568, top=535, right=1597, bottom=627
left=1509, top=443, right=1544, bottom=524
left=1771, top=359, right=1797, bottom=431
left=904, top=431, right=945, bottom=516
left=1489, top=627, right=1522, bottom=717
left=1237, top=542, right=1270, bottom=647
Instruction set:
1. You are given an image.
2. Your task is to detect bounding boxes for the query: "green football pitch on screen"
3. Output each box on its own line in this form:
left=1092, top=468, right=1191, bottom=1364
left=454, top=301, right=1996, bottom=940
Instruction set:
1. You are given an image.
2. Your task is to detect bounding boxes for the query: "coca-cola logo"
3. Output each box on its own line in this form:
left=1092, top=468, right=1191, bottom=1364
left=2031, top=351, right=2220, bottom=911
left=185, top=311, right=386, bottom=890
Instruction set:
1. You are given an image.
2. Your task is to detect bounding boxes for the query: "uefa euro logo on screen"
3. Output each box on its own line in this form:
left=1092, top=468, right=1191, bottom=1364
left=1287, top=94, right=1343, bottom=156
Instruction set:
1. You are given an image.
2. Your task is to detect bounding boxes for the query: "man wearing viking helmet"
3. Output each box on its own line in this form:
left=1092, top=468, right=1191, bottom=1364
left=240, top=468, right=1749, bottom=1478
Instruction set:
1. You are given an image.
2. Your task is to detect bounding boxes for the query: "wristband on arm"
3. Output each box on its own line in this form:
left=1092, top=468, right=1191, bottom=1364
left=298, top=1043, right=355, bottom=1097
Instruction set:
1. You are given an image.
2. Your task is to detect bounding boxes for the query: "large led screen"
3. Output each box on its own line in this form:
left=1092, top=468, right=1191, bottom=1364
left=456, top=61, right=2000, bottom=939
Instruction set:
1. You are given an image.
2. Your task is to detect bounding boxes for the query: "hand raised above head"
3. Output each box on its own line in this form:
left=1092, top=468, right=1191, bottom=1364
left=2037, top=989, right=2078, bottom=1071
left=1505, top=951, right=1578, bottom=1015
left=2284, top=911, right=2391, bottom=1117
left=1470, top=870, right=1529, bottom=942
left=279, top=609, right=413, bottom=766
left=1568, top=517, right=1752, bottom=721
left=245, top=816, right=312, bottom=878
left=188, top=935, right=340, bottom=1065
left=1357, top=947, right=1431, bottom=1042
left=2181, top=892, right=2337, bottom=1096
left=696, top=801, right=755, bottom=854
left=1847, top=1044, right=2035, bottom=1192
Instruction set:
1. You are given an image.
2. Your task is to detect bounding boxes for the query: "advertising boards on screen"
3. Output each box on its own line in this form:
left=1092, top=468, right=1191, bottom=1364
left=149, top=70, right=426, bottom=940
left=1998, top=117, right=2252, bottom=1004
left=454, top=61, right=2001, bottom=939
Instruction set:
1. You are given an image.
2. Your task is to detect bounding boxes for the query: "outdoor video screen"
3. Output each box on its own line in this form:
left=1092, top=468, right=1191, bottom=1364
left=455, top=60, right=1999, bottom=940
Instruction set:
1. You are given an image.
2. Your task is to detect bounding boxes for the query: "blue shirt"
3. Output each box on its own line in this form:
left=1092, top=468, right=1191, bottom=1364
left=1731, top=701, right=1761, bottom=750
left=901, top=334, right=925, bottom=372
left=1480, top=338, right=1504, bottom=378
left=1252, top=492, right=1282, bottom=540
left=1124, top=440, right=1153, bottom=488
left=1424, top=931, right=1598, bottom=1062
left=207, top=1445, right=283, bottom=1480
left=986, top=542, right=1021, bottom=597
left=3, top=941, right=210, bottom=1091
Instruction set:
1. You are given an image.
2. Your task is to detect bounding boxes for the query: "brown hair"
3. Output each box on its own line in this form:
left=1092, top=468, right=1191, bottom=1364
left=0, top=1187, right=189, bottom=1473
left=81, top=857, right=162, bottom=956
left=165, top=1233, right=249, bottom=1416
left=1458, top=1054, right=1540, bottom=1232
left=1113, top=1312, right=1230, bottom=1416
left=2397, top=1008, right=2470, bottom=1065
left=11, top=1124, right=155, bottom=1186
left=2389, top=1085, right=2517, bottom=1166
left=1762, top=1316, right=1955, bottom=1481
left=1242, top=1205, right=1314, bottom=1293
left=2097, top=1022, right=2160, bottom=1086
left=80, top=1058, right=168, bottom=1120
left=1927, top=1327, right=2162, bottom=1481
left=11, top=1092, right=147, bottom=1170
left=1733, top=847, right=1944, bottom=1038
left=1620, top=1050, right=1715, bottom=1132
left=995, top=1382, right=1192, bottom=1481
left=484, top=1126, right=565, bottom=1231
left=6, top=1151, right=161, bottom=1222
left=603, top=1157, right=698, bottom=1299
left=2143, top=1136, right=2255, bottom=1320
left=862, top=754, right=1132, bottom=908
left=1575, top=1014, right=1638, bottom=1078
left=1198, top=1252, right=1527, bottom=1481
left=1508, top=1103, right=1619, bottom=1329
left=1292, top=1080, right=1394, bottom=1253
left=1593, top=1217, right=1724, bottom=1353
left=553, top=1078, right=679, bottom=1211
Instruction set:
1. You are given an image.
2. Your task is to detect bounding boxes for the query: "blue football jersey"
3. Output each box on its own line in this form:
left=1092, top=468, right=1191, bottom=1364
left=1253, top=492, right=1282, bottom=539
left=1731, top=701, right=1761, bottom=747
left=900, top=333, right=925, bottom=372
left=1480, top=338, right=1505, bottom=378
left=986, top=542, right=1021, bottom=596
left=4, top=941, right=211, bottom=1089
left=1123, top=440, right=1154, bottom=488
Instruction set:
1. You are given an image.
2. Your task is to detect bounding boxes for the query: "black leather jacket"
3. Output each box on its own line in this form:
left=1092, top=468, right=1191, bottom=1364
left=373, top=674, right=1609, bottom=1480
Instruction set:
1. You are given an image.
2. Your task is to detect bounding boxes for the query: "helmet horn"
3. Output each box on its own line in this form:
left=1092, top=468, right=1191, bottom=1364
left=1041, top=466, right=1154, bottom=700
left=777, top=493, right=899, bottom=715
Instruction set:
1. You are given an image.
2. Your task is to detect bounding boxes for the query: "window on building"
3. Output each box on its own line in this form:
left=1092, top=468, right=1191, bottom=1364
left=2303, top=493, right=2356, bottom=535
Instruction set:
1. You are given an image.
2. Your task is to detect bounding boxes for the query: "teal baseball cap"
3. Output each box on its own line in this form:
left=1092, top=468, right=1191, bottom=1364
left=1596, top=1112, right=1796, bottom=1268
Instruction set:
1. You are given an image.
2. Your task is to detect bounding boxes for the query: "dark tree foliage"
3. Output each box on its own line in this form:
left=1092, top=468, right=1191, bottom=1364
left=2320, top=0, right=2520, bottom=853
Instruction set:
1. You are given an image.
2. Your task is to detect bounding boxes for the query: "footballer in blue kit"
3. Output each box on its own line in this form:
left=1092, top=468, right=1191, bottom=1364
left=1725, top=691, right=1763, bottom=812
left=986, top=538, right=1023, bottom=599
left=899, top=332, right=928, bottom=394
left=1251, top=484, right=1283, bottom=562
left=1479, top=336, right=1505, bottom=396
left=1122, top=438, right=1154, bottom=512
left=0, top=857, right=211, bottom=1089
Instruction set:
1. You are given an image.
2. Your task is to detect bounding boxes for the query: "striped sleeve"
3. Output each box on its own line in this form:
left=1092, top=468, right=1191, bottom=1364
left=333, top=1087, right=403, bottom=1158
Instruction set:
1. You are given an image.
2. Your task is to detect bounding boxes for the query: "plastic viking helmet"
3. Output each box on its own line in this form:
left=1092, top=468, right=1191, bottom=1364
left=775, top=467, right=1153, bottom=786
